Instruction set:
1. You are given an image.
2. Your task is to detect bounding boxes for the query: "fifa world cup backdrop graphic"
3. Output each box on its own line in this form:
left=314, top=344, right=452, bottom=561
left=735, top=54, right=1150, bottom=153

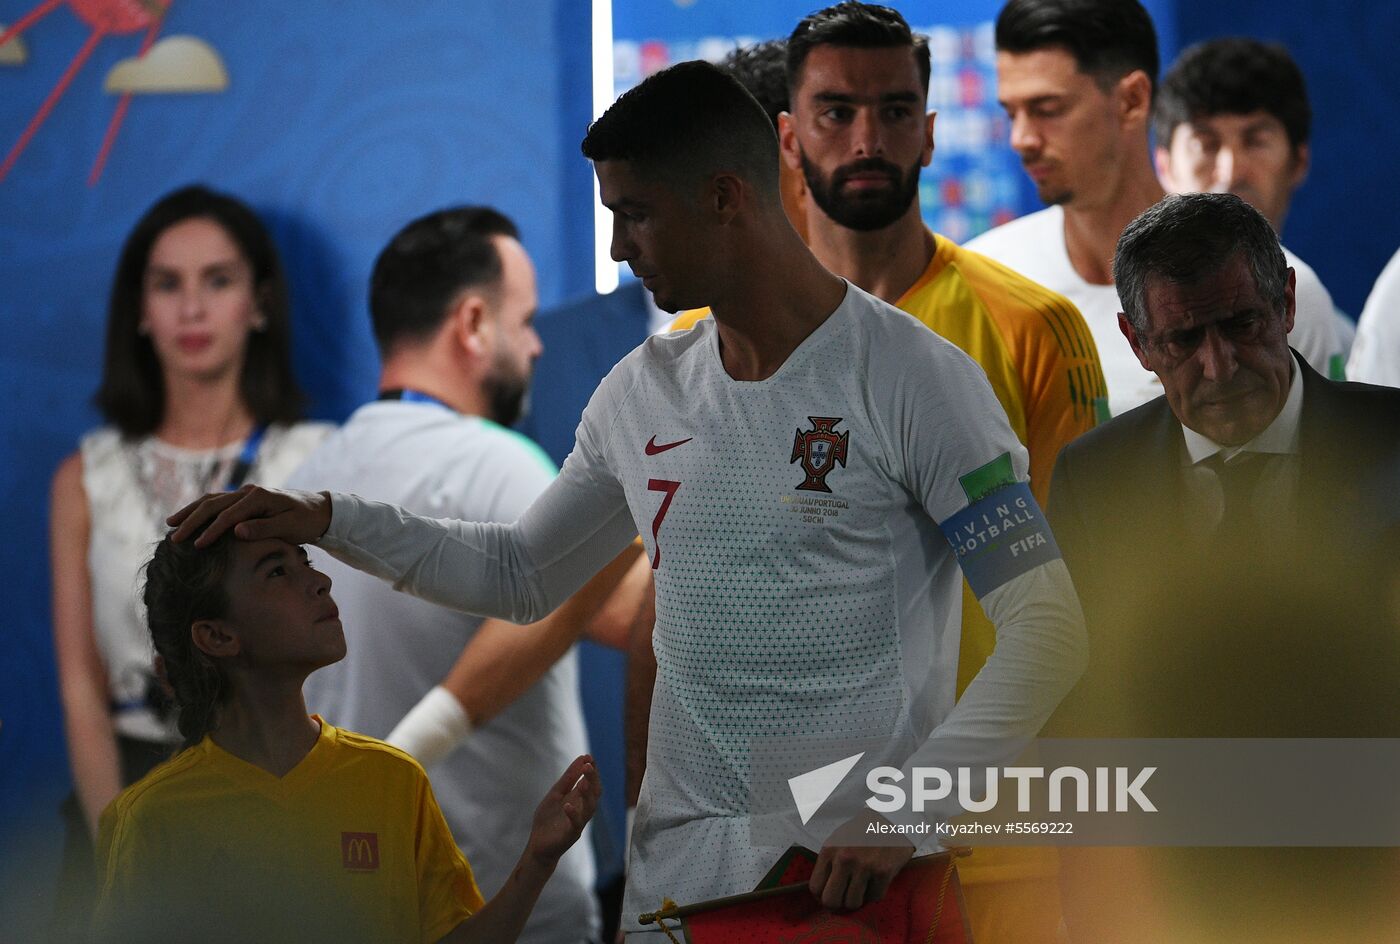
left=0, top=0, right=227, bottom=183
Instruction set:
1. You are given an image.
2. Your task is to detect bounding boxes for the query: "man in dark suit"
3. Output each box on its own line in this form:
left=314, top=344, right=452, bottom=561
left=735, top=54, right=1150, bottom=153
left=1047, top=192, right=1400, bottom=943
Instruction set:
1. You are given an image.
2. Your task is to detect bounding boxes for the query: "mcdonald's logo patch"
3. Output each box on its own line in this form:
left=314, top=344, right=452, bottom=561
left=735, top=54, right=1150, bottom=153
left=341, top=832, right=379, bottom=871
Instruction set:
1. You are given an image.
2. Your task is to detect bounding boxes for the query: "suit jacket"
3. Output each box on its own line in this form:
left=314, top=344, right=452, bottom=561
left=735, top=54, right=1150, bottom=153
left=1048, top=353, right=1400, bottom=738
left=1046, top=355, right=1400, bottom=942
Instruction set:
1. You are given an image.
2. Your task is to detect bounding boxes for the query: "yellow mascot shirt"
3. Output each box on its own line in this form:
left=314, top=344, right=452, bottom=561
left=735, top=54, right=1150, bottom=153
left=95, top=718, right=484, bottom=944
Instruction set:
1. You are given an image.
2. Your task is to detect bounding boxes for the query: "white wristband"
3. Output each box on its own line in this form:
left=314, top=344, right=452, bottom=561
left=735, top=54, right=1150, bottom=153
left=385, top=685, right=473, bottom=768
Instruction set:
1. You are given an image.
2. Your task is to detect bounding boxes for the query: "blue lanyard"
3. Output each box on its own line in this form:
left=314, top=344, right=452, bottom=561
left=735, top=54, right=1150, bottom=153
left=222, top=424, right=267, bottom=491
left=379, top=388, right=455, bottom=412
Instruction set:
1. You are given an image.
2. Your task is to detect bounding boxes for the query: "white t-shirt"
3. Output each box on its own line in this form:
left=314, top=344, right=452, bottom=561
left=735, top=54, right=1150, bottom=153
left=965, top=205, right=1342, bottom=416
left=1347, top=246, right=1400, bottom=387
left=316, top=284, right=1085, bottom=930
left=1332, top=307, right=1356, bottom=368
left=1283, top=248, right=1345, bottom=380
left=289, top=401, right=598, bottom=944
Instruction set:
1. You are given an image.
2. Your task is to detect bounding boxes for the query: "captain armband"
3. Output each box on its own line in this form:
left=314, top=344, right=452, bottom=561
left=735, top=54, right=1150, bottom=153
left=939, top=453, right=1061, bottom=598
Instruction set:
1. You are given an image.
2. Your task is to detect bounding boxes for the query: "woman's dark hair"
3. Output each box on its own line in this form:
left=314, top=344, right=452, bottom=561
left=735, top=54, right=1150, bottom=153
left=142, top=528, right=237, bottom=748
left=95, top=185, right=306, bottom=438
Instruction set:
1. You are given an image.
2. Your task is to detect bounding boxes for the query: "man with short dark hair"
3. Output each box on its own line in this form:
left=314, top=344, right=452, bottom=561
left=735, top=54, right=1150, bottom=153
left=288, top=207, right=645, bottom=944
left=171, top=62, right=1086, bottom=938
left=1152, top=38, right=1310, bottom=235
left=1048, top=192, right=1400, bottom=941
left=966, top=0, right=1340, bottom=413
left=1153, top=37, right=1349, bottom=377
left=657, top=28, right=1102, bottom=934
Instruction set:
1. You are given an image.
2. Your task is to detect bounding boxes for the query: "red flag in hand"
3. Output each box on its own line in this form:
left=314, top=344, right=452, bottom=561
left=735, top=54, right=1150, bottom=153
left=663, top=846, right=972, bottom=944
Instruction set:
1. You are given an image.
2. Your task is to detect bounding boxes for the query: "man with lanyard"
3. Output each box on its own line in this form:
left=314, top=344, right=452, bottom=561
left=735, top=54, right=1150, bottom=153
left=285, top=207, right=645, bottom=944
left=172, top=62, right=1086, bottom=939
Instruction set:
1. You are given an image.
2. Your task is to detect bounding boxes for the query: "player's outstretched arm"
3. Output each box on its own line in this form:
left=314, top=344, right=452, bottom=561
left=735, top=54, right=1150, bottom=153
left=439, top=756, right=600, bottom=944
left=387, top=545, right=645, bottom=766
left=172, top=445, right=638, bottom=629
left=319, top=464, right=637, bottom=625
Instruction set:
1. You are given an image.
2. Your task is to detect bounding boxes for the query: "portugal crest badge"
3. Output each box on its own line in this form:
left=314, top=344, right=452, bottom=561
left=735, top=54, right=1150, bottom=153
left=790, top=416, right=848, bottom=492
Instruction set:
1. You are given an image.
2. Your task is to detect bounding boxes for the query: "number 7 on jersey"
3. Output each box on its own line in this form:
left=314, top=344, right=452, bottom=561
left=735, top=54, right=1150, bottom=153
left=646, top=479, right=681, bottom=570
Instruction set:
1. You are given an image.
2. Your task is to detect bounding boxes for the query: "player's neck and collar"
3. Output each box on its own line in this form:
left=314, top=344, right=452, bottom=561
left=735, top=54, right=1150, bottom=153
left=708, top=225, right=847, bottom=382
left=1060, top=155, right=1164, bottom=287
left=802, top=195, right=937, bottom=305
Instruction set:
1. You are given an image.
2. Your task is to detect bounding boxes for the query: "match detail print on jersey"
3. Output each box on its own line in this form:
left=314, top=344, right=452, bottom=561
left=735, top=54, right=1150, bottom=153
left=940, top=453, right=1061, bottom=598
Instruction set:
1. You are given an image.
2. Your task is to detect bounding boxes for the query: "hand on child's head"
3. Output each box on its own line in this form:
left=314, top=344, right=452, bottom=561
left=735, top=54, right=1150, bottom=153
left=168, top=486, right=333, bottom=549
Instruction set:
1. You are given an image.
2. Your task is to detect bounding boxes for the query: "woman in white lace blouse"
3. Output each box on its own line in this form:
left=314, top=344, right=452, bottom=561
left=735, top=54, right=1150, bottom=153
left=47, top=186, right=330, bottom=928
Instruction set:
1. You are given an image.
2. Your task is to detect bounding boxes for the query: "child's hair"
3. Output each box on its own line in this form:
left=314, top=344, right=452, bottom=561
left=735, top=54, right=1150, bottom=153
left=142, top=528, right=237, bottom=748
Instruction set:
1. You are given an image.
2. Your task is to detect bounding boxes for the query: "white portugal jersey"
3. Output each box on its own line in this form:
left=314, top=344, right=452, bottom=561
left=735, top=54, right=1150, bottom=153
left=320, top=283, right=1085, bottom=931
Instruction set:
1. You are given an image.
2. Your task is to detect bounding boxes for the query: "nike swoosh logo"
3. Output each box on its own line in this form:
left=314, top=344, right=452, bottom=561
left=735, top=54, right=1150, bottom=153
left=645, top=435, right=693, bottom=456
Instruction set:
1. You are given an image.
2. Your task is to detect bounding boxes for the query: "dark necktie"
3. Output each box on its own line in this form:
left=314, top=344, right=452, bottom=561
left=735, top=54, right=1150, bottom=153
left=1206, top=451, right=1269, bottom=537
